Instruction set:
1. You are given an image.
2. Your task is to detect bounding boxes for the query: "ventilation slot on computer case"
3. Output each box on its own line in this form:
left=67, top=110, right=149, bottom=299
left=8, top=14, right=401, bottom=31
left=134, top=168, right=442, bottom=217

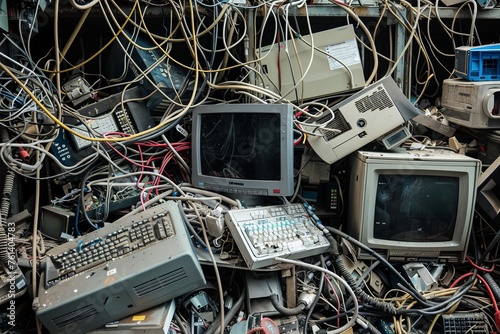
left=51, top=304, right=99, bottom=329
left=354, top=88, right=394, bottom=113
left=133, top=267, right=188, bottom=297
left=313, top=111, right=350, bottom=141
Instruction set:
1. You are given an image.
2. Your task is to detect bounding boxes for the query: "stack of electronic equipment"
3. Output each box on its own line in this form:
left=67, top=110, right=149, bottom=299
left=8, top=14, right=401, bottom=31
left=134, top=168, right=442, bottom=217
left=441, top=44, right=500, bottom=132
left=438, top=44, right=500, bottom=273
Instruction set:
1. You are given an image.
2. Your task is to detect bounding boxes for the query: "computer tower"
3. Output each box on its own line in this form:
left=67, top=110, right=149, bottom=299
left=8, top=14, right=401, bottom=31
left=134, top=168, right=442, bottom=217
left=257, top=24, right=365, bottom=102
left=301, top=76, right=421, bottom=164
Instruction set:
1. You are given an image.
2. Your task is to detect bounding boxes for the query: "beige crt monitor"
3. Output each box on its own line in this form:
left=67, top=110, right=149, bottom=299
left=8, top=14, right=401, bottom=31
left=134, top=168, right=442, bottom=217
left=257, top=24, right=366, bottom=102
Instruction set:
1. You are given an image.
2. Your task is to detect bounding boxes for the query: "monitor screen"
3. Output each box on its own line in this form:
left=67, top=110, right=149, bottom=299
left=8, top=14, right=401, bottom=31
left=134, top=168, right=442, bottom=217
left=41, top=206, right=74, bottom=240
left=191, top=104, right=294, bottom=197
left=374, top=175, right=459, bottom=242
left=199, top=112, right=281, bottom=181
left=346, top=150, right=481, bottom=263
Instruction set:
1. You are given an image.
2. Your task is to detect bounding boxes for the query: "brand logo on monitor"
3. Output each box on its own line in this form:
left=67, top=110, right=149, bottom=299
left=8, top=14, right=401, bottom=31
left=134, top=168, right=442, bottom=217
left=229, top=181, right=244, bottom=186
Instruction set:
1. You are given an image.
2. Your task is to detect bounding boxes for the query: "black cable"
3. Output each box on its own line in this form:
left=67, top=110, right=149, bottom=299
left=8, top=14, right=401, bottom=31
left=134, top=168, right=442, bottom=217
left=310, top=310, right=354, bottom=325
left=396, top=272, right=477, bottom=316
left=478, top=227, right=500, bottom=265
left=178, top=203, right=208, bottom=249
left=317, top=227, right=398, bottom=315
left=324, top=226, right=474, bottom=316
left=204, top=289, right=246, bottom=334
left=469, top=224, right=481, bottom=263
left=303, top=255, right=326, bottom=334
left=269, top=294, right=306, bottom=316
left=303, top=204, right=472, bottom=318
left=332, top=249, right=397, bottom=315
left=343, top=259, right=382, bottom=311
left=324, top=226, right=430, bottom=306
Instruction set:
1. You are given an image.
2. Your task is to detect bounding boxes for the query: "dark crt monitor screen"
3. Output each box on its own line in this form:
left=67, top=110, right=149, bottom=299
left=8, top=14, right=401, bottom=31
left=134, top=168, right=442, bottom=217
left=199, top=112, right=281, bottom=181
left=374, top=175, right=459, bottom=242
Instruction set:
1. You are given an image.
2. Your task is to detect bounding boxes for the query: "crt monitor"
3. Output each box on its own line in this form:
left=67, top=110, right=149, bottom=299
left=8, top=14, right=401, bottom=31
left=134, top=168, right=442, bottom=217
left=191, top=103, right=294, bottom=197
left=40, top=205, right=75, bottom=239
left=346, top=149, right=481, bottom=263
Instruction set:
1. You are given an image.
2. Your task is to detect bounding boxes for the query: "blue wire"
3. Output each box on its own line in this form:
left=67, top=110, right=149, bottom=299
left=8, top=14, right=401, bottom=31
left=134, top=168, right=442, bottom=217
left=0, top=91, right=25, bottom=106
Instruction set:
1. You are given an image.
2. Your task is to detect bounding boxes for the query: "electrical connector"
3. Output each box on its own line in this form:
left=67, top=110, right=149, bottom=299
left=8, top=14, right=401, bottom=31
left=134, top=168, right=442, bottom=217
left=236, top=311, right=245, bottom=322
left=298, top=292, right=317, bottom=309
left=205, top=207, right=225, bottom=237
left=495, top=311, right=500, bottom=330
left=18, top=147, right=30, bottom=161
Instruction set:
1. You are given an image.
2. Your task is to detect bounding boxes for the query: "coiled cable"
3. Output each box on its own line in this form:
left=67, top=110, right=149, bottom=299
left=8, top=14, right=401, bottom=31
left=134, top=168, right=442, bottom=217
left=326, top=231, right=398, bottom=315
left=0, top=127, right=15, bottom=269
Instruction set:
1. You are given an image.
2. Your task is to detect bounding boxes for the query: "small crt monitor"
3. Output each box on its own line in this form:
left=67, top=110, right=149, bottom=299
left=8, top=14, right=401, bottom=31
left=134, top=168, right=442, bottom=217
left=191, top=103, right=294, bottom=197
left=346, top=149, right=481, bottom=263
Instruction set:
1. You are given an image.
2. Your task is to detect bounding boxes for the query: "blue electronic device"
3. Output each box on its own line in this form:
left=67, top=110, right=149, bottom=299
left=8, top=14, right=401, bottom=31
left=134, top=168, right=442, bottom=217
left=106, top=29, right=191, bottom=112
left=455, top=44, right=500, bottom=81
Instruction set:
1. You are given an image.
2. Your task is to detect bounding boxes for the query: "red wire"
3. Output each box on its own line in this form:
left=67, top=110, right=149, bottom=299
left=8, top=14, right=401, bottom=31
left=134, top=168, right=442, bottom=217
left=324, top=274, right=341, bottom=328
left=93, top=133, right=191, bottom=205
left=276, top=31, right=282, bottom=92
left=450, top=272, right=499, bottom=313
left=467, top=256, right=495, bottom=273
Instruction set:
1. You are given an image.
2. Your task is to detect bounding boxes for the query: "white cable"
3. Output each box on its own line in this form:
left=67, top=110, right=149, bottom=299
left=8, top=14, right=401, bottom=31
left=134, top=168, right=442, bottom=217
left=387, top=2, right=429, bottom=77
left=69, top=0, right=100, bottom=10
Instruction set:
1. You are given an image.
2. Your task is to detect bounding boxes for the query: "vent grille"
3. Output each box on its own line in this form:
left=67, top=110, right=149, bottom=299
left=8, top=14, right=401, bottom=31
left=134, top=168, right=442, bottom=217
left=153, top=98, right=169, bottom=114
left=442, top=108, right=471, bottom=122
left=313, top=110, right=350, bottom=141
left=354, top=88, right=393, bottom=113
left=51, top=304, right=99, bottom=329
left=133, top=267, right=187, bottom=297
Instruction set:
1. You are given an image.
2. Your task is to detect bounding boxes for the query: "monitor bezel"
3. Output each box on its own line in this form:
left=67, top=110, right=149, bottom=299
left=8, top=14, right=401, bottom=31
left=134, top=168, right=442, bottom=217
left=191, top=103, right=295, bottom=197
left=347, top=150, right=480, bottom=262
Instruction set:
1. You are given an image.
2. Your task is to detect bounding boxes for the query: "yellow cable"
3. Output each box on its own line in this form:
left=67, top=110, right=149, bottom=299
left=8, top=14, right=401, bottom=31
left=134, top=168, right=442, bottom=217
left=0, top=62, right=193, bottom=143
left=48, top=7, right=92, bottom=81
left=43, top=0, right=138, bottom=75
left=108, top=0, right=277, bottom=75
